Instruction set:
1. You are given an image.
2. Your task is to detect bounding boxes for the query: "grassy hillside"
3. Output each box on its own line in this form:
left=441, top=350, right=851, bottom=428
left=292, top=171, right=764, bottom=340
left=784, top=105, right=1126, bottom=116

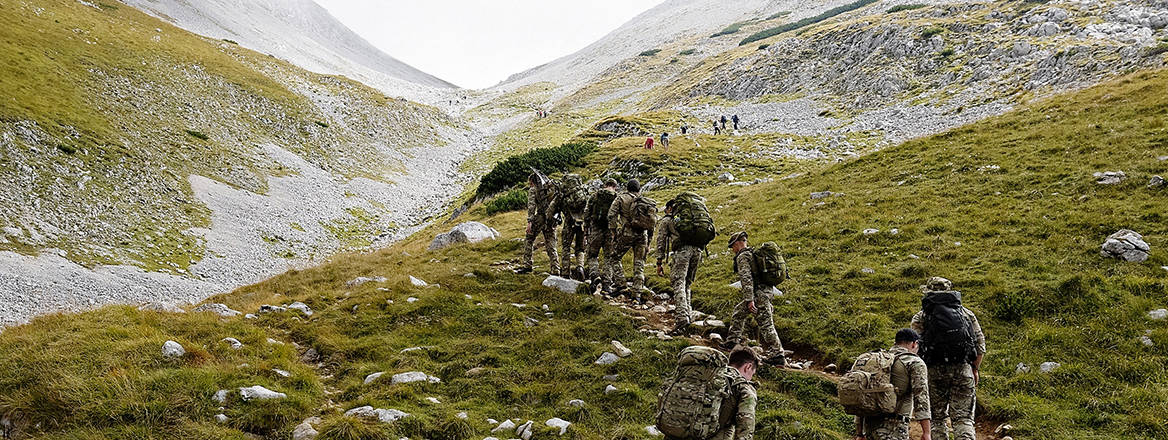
left=0, top=0, right=450, bottom=271
left=2, top=65, right=1167, bottom=440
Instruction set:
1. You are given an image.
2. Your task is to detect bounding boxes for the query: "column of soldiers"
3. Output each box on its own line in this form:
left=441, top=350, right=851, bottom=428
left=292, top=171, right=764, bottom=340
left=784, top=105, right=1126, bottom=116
left=519, top=171, right=986, bottom=440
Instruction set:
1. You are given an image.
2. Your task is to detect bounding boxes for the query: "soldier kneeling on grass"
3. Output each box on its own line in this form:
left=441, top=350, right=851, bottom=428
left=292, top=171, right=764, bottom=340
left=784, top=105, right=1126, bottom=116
left=657, top=346, right=760, bottom=440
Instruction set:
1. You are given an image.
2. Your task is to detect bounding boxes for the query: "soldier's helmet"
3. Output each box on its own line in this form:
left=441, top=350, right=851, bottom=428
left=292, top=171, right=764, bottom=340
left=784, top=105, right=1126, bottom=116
left=923, top=276, right=953, bottom=292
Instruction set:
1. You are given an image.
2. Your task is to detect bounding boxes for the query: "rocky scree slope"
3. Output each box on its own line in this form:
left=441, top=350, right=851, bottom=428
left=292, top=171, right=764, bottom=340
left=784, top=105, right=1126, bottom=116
left=0, top=0, right=480, bottom=326
left=122, top=0, right=457, bottom=95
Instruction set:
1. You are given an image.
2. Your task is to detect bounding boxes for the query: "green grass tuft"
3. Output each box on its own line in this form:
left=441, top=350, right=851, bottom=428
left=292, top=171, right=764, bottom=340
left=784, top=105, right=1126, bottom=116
left=484, top=188, right=528, bottom=215
left=184, top=129, right=210, bottom=141
left=887, top=4, right=927, bottom=13
left=638, top=49, right=662, bottom=57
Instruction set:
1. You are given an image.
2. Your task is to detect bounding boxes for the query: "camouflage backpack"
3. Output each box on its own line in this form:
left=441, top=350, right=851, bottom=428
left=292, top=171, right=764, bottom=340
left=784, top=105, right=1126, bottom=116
left=559, top=174, right=589, bottom=222
left=751, top=242, right=789, bottom=286
left=839, top=350, right=912, bottom=417
left=672, top=192, right=716, bottom=247
left=656, top=346, right=732, bottom=440
left=590, top=188, right=617, bottom=227
left=629, top=195, right=658, bottom=231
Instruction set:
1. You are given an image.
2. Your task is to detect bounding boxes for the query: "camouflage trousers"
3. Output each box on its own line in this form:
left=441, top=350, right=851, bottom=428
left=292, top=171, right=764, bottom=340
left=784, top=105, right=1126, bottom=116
left=523, top=220, right=560, bottom=273
left=608, top=230, right=648, bottom=298
left=586, top=226, right=613, bottom=291
left=928, top=363, right=977, bottom=440
left=859, top=416, right=910, bottom=440
left=559, top=221, right=586, bottom=277
left=669, top=245, right=703, bottom=326
left=727, top=287, right=783, bottom=356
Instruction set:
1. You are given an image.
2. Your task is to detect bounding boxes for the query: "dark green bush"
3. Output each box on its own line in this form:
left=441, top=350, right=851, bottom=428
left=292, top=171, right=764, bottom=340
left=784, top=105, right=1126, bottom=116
left=887, top=4, right=926, bottom=13
left=314, top=120, right=330, bottom=128
left=679, top=49, right=697, bottom=55
left=741, top=0, right=878, bottom=45
left=638, top=49, right=662, bottom=57
left=485, top=189, right=528, bottom=215
left=767, top=10, right=793, bottom=20
left=184, top=129, right=209, bottom=141
left=921, top=26, right=945, bottom=39
left=475, top=142, right=595, bottom=198
left=711, top=21, right=753, bottom=37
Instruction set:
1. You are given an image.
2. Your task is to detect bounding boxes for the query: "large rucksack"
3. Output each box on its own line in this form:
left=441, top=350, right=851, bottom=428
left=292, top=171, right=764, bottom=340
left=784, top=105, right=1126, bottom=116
left=629, top=195, right=658, bottom=231
left=919, top=291, right=977, bottom=366
left=590, top=188, right=617, bottom=227
left=559, top=174, right=589, bottom=222
left=839, top=350, right=909, bottom=417
left=751, top=242, right=789, bottom=286
left=656, top=346, right=732, bottom=440
left=672, top=192, right=716, bottom=247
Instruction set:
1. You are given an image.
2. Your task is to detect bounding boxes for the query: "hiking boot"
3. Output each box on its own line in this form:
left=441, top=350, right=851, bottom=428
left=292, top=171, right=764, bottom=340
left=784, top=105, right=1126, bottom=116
left=763, top=353, right=787, bottom=367
left=667, top=323, right=690, bottom=337
left=514, top=266, right=533, bottom=274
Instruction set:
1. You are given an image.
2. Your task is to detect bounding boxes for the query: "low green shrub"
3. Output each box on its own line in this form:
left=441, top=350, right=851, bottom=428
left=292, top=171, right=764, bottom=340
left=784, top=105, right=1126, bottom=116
left=921, top=26, right=946, bottom=39
left=314, top=120, right=330, bottom=128
left=638, top=49, right=661, bottom=57
left=184, top=129, right=209, bottom=141
left=679, top=49, right=697, bottom=55
left=887, top=4, right=926, bottom=13
left=485, top=189, right=528, bottom=215
left=475, top=142, right=596, bottom=198
left=741, top=0, right=878, bottom=45
left=767, top=10, right=793, bottom=20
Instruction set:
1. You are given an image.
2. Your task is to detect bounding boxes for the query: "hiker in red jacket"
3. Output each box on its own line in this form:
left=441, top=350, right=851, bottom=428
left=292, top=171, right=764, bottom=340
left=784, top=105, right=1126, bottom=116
left=644, top=137, right=655, bottom=149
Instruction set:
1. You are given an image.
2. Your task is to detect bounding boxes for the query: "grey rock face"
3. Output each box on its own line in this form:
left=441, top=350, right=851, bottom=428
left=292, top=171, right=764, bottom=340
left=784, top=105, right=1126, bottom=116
left=391, top=371, right=441, bottom=384
left=429, top=222, right=500, bottom=251
left=595, top=352, right=621, bottom=365
left=346, top=276, right=386, bottom=287
left=1149, top=175, right=1165, bottom=188
left=344, top=406, right=409, bottom=423
left=1101, top=229, right=1150, bottom=262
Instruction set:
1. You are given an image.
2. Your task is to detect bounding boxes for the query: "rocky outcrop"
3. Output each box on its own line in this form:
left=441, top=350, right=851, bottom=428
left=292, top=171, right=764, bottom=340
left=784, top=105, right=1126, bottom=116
left=1101, top=229, right=1150, bottom=262
left=428, top=222, right=500, bottom=251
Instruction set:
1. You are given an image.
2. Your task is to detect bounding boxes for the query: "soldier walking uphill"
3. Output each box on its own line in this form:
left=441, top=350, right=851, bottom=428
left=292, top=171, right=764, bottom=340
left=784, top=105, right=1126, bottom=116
left=722, top=232, right=788, bottom=366
left=553, top=174, right=590, bottom=280
left=585, top=179, right=619, bottom=292
left=656, top=192, right=717, bottom=335
left=911, top=277, right=986, bottom=440
left=841, top=329, right=932, bottom=440
left=516, top=172, right=560, bottom=275
left=657, top=346, right=761, bottom=440
left=607, top=179, right=657, bottom=301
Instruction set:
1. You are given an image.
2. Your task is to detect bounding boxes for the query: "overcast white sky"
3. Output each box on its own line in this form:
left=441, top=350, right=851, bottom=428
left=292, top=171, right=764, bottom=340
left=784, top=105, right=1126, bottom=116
left=314, top=0, right=662, bottom=89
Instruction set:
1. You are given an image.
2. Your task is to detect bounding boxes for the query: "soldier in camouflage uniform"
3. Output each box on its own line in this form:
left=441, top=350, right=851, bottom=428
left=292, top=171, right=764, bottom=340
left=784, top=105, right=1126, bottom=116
left=711, top=347, right=761, bottom=440
left=607, top=179, right=651, bottom=301
left=853, top=329, right=933, bottom=440
left=910, top=277, right=986, bottom=440
left=553, top=174, right=588, bottom=280
left=585, top=179, right=619, bottom=292
left=517, top=172, right=560, bottom=274
left=722, top=231, right=785, bottom=366
left=655, top=200, right=703, bottom=335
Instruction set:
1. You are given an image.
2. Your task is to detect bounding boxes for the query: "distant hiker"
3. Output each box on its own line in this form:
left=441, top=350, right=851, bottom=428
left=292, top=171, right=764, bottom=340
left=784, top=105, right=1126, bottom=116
left=713, top=120, right=721, bottom=136
left=720, top=115, right=728, bottom=131
left=843, top=329, right=932, bottom=440
left=721, top=231, right=787, bottom=366
left=732, top=114, right=740, bottom=131
left=553, top=174, right=590, bottom=281
left=585, top=179, right=620, bottom=292
left=911, top=277, right=985, bottom=440
left=661, top=132, right=671, bottom=149
left=607, top=179, right=656, bottom=301
left=517, top=171, right=560, bottom=274
left=645, top=136, right=655, bottom=149
left=656, top=346, right=759, bottom=440
left=680, top=123, right=689, bottom=135
left=656, top=193, right=716, bottom=335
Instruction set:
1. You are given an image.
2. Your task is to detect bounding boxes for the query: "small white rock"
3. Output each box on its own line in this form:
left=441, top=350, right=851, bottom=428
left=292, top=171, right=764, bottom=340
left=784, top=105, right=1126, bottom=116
left=1150, top=309, right=1168, bottom=320
left=425, top=397, right=441, bottom=404
left=546, top=417, right=572, bottom=435
left=239, top=385, right=286, bottom=401
left=568, top=399, right=586, bottom=408
left=213, top=389, right=229, bottom=405
left=214, top=414, right=228, bottom=424
left=456, top=411, right=468, bottom=419
left=410, top=276, right=428, bottom=287
left=222, top=337, right=243, bottom=350
left=605, top=384, right=619, bottom=394
left=492, top=419, right=516, bottom=433
left=646, top=425, right=664, bottom=436
left=287, top=302, right=313, bottom=316
left=273, top=369, right=291, bottom=378
left=1039, top=362, right=1061, bottom=373
left=162, top=340, right=185, bottom=358
left=863, top=228, right=880, bottom=235
left=391, top=371, right=441, bottom=384
left=611, top=341, right=633, bottom=357
left=364, top=372, right=385, bottom=385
